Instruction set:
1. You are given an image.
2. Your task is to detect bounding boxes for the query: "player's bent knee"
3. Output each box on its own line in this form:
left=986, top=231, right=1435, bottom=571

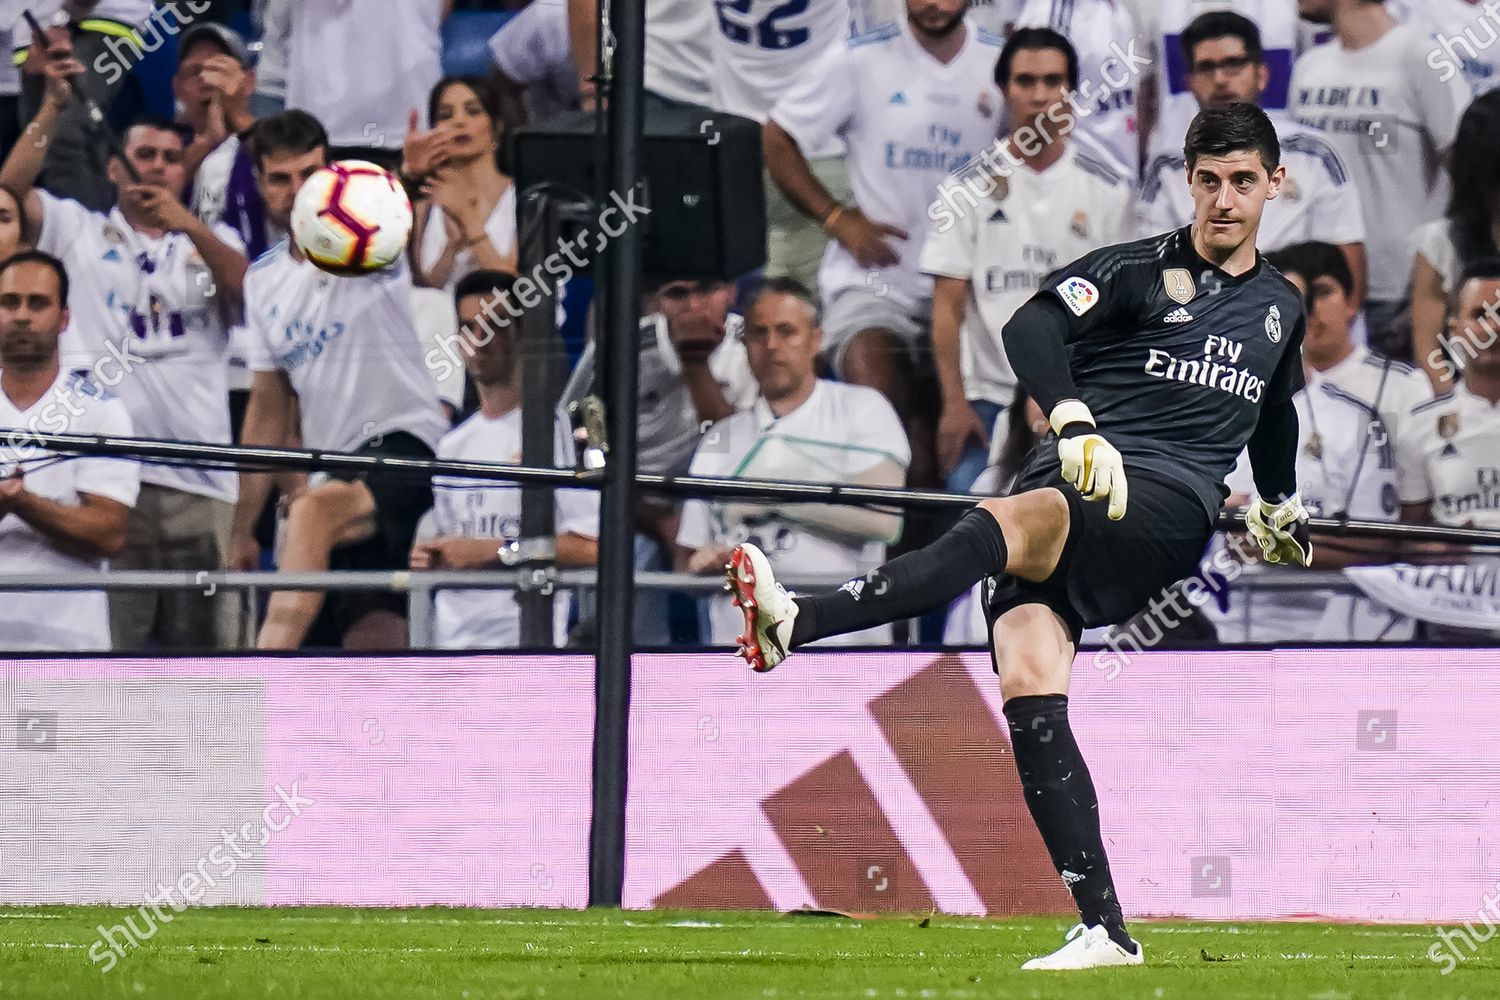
left=992, top=604, right=1074, bottom=701
left=977, top=489, right=1070, bottom=582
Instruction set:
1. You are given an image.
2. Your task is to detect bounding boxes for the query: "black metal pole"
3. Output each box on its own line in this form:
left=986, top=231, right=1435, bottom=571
left=517, top=195, right=563, bottom=647
left=587, top=0, right=645, bottom=908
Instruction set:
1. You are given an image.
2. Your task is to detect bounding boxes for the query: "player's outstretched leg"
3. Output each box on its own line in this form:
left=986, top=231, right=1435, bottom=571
left=991, top=605, right=1142, bottom=971
left=725, top=492, right=1068, bottom=671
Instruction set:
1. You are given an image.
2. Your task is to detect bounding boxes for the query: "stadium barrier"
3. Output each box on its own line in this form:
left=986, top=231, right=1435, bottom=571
left=3, top=648, right=1495, bottom=923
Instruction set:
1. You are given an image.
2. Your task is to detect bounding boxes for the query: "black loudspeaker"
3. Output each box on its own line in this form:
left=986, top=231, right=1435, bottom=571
left=509, top=104, right=767, bottom=280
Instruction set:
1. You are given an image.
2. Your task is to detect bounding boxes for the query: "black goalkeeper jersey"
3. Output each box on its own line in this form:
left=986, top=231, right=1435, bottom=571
left=1034, top=227, right=1307, bottom=520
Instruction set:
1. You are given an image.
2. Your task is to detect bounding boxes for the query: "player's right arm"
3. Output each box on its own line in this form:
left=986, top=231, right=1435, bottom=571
left=229, top=369, right=297, bottom=570
left=1001, top=250, right=1136, bottom=518
left=0, top=46, right=85, bottom=243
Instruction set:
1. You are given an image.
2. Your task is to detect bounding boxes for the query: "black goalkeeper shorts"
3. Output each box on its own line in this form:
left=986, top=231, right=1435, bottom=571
left=981, top=439, right=1214, bottom=654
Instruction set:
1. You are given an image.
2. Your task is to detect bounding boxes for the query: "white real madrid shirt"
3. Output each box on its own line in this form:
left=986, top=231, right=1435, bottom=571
left=1397, top=382, right=1500, bottom=530
left=645, top=0, right=714, bottom=104
left=920, top=141, right=1134, bottom=407
left=1138, top=116, right=1366, bottom=250
left=39, top=191, right=242, bottom=503
left=0, top=369, right=140, bottom=651
left=1290, top=24, right=1471, bottom=302
left=710, top=0, right=850, bottom=151
left=1145, top=0, right=1305, bottom=161
left=769, top=18, right=1003, bottom=311
left=430, top=408, right=599, bottom=650
left=1226, top=348, right=1431, bottom=641
left=677, top=379, right=911, bottom=646
left=244, top=243, right=448, bottom=454
left=1014, top=0, right=1145, bottom=171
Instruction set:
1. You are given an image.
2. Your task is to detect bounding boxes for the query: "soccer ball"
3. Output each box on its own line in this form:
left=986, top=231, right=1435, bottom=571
left=290, top=160, right=413, bottom=275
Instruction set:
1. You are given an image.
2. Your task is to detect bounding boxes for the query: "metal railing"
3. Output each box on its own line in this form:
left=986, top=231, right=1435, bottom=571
left=0, top=568, right=1367, bottom=650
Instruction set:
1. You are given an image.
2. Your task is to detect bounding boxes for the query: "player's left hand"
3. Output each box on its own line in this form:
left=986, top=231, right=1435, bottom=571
left=0, top=468, right=25, bottom=515
left=1049, top=400, right=1128, bottom=521
left=1246, top=494, right=1312, bottom=567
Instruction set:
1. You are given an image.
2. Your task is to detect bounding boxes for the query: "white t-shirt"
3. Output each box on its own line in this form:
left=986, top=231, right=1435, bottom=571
left=430, top=408, right=599, bottom=649
left=1290, top=24, right=1472, bottom=302
left=40, top=191, right=241, bottom=503
left=1138, top=117, right=1367, bottom=250
left=920, top=141, right=1134, bottom=406
left=1223, top=348, right=1430, bottom=641
left=190, top=134, right=240, bottom=232
left=243, top=243, right=448, bottom=453
left=645, top=0, right=714, bottom=105
left=488, top=0, right=577, bottom=119
left=1015, top=0, right=1145, bottom=171
left=417, top=191, right=519, bottom=296
left=1396, top=0, right=1500, bottom=96
left=1397, top=382, right=1500, bottom=529
left=1411, top=217, right=1462, bottom=294
left=678, top=380, right=911, bottom=645
left=286, top=0, right=443, bottom=148
left=0, top=369, right=139, bottom=651
left=710, top=0, right=851, bottom=152
left=770, top=18, right=1003, bottom=311
left=1146, top=0, right=1305, bottom=161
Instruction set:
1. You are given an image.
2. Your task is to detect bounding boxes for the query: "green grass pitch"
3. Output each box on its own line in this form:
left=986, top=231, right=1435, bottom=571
left=2, top=906, right=1496, bottom=999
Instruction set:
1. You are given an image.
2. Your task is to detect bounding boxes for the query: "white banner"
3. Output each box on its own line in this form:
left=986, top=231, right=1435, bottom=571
left=1345, top=562, right=1500, bottom=632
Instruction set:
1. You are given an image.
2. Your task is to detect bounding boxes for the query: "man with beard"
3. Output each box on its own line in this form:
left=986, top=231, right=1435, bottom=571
left=0, top=251, right=138, bottom=651
left=764, top=0, right=1003, bottom=487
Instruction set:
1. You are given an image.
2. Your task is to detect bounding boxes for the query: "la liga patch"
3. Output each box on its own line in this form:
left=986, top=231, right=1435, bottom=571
left=1057, top=277, right=1100, bottom=317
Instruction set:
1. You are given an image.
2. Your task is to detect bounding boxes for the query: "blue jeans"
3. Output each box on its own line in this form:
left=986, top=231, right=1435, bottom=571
left=945, top=399, right=1005, bottom=496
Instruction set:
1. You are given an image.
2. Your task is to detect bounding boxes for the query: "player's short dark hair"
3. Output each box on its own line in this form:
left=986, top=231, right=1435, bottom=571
left=1267, top=242, right=1354, bottom=299
left=428, top=75, right=503, bottom=130
left=1453, top=256, right=1500, bottom=314
left=0, top=250, right=69, bottom=305
left=1183, top=102, right=1280, bottom=172
left=1180, top=11, right=1265, bottom=66
left=746, top=275, right=820, bottom=327
left=454, top=269, right=518, bottom=307
left=996, top=27, right=1079, bottom=92
left=248, top=110, right=329, bottom=171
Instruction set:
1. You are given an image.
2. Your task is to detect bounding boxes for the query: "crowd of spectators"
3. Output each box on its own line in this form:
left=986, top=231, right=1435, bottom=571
left=0, top=0, right=1496, bottom=653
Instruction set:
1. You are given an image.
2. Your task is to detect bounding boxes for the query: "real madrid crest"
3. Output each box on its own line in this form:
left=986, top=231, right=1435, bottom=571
left=102, top=224, right=127, bottom=246
left=1438, top=412, right=1459, bottom=439
left=1163, top=268, right=1195, bottom=304
left=1266, top=304, right=1283, bottom=343
left=1070, top=211, right=1090, bottom=240
left=1280, top=174, right=1301, bottom=202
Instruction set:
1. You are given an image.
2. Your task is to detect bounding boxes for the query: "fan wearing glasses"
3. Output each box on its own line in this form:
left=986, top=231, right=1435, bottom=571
left=1138, top=11, right=1368, bottom=309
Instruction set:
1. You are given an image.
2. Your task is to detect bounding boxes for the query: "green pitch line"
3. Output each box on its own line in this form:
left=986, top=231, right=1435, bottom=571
left=0, top=906, right=1494, bottom=1000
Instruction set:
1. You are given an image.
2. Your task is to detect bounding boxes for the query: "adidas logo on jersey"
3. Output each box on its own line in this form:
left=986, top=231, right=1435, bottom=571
left=889, top=91, right=907, bottom=105
left=1164, top=307, right=1194, bottom=324
left=988, top=207, right=1008, bottom=223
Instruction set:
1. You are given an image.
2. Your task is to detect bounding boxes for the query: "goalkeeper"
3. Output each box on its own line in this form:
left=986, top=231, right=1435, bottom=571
left=725, top=104, right=1311, bottom=971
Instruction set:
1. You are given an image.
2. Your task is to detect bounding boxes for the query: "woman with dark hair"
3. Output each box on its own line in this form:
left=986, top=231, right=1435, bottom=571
left=1410, top=90, right=1500, bottom=390
left=403, top=75, right=518, bottom=291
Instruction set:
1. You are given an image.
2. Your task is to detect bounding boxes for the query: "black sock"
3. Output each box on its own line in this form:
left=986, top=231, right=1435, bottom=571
left=789, top=507, right=1008, bottom=647
left=1003, top=694, right=1135, bottom=954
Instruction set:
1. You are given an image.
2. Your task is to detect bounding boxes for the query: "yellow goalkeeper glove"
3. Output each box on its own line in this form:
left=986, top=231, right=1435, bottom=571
left=1049, top=400, right=1128, bottom=521
left=1246, top=493, right=1313, bottom=567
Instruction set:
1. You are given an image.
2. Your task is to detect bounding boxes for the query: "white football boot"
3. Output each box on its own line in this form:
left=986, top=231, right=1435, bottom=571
left=1020, top=923, right=1144, bottom=971
left=724, top=542, right=798, bottom=672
